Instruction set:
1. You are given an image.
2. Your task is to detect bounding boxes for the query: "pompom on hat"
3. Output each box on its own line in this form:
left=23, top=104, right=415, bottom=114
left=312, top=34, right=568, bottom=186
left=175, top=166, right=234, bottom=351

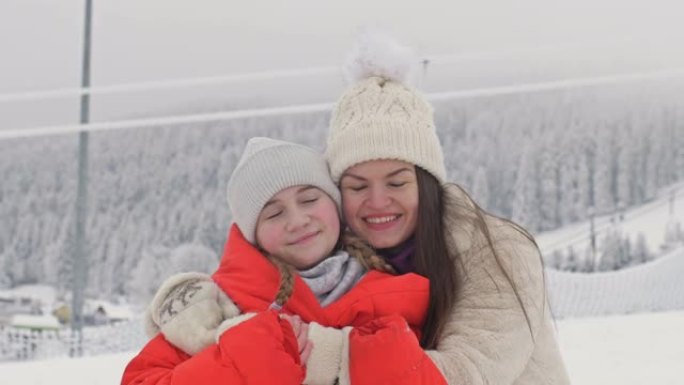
left=326, top=27, right=447, bottom=183
left=227, top=137, right=341, bottom=243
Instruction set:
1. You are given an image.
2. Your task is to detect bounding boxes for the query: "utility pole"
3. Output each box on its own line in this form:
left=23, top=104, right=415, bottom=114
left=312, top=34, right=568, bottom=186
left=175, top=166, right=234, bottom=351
left=617, top=200, right=625, bottom=222
left=588, top=205, right=597, bottom=269
left=420, top=58, right=430, bottom=89
left=71, top=0, right=93, bottom=357
left=669, top=187, right=677, bottom=217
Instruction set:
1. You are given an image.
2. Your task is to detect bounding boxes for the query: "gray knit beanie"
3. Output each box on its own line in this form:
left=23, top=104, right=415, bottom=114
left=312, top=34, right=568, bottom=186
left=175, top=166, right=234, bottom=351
left=227, top=137, right=341, bottom=243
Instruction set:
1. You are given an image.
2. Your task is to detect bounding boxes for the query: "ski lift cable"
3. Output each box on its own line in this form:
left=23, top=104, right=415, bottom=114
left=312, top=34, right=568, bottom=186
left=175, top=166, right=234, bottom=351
left=0, top=67, right=340, bottom=103
left=0, top=102, right=334, bottom=140
left=2, top=67, right=684, bottom=140
left=0, top=40, right=650, bottom=103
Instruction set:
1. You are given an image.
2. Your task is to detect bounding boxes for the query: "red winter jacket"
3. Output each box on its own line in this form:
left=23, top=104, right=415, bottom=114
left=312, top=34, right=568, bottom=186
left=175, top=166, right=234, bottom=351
left=122, top=225, right=446, bottom=385
left=122, top=311, right=305, bottom=385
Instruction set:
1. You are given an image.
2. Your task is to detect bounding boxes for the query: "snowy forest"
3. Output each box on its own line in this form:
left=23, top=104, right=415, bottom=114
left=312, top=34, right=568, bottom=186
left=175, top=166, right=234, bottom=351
left=1, top=78, right=683, bottom=303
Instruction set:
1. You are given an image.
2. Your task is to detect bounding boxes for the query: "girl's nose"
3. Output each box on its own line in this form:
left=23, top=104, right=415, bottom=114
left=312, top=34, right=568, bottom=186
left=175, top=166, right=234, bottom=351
left=285, top=209, right=310, bottom=232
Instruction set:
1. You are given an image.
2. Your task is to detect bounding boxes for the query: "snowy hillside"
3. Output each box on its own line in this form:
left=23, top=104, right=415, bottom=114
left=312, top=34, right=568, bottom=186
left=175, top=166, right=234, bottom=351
left=536, top=182, right=684, bottom=258
left=546, top=245, right=684, bottom=318
left=537, top=180, right=684, bottom=317
left=1, top=82, right=683, bottom=302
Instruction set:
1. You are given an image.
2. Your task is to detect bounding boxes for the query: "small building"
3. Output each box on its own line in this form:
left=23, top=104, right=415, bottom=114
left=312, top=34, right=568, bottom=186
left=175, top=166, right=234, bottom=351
left=84, top=300, right=134, bottom=325
left=0, top=285, right=57, bottom=322
left=10, top=314, right=62, bottom=331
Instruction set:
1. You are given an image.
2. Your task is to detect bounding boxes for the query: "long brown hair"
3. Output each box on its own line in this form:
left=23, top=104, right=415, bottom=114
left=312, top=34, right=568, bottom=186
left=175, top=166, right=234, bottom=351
left=414, top=167, right=544, bottom=349
left=413, top=167, right=457, bottom=349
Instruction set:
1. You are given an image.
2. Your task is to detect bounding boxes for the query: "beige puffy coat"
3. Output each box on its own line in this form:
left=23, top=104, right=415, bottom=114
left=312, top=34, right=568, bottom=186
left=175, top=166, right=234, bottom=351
left=426, top=184, right=571, bottom=384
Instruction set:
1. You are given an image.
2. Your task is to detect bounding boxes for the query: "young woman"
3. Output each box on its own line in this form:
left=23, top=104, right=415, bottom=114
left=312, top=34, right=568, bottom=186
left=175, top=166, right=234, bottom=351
left=121, top=137, right=442, bottom=385
left=315, top=34, right=571, bottom=384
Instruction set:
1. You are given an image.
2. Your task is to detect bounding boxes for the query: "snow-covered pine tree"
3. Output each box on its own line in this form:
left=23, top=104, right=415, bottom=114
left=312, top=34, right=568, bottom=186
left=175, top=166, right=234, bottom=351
left=618, top=235, right=632, bottom=269
left=643, top=134, right=659, bottom=201
left=0, top=251, right=11, bottom=289
left=616, top=130, right=635, bottom=208
left=633, top=232, right=652, bottom=264
left=598, top=228, right=622, bottom=271
left=593, top=129, right=615, bottom=216
left=168, top=244, right=219, bottom=275
left=677, top=112, right=684, bottom=181
left=576, top=135, right=592, bottom=223
left=538, top=145, right=559, bottom=231
left=128, top=245, right=171, bottom=304
left=580, top=245, right=596, bottom=273
left=549, top=250, right=564, bottom=270
left=557, top=145, right=576, bottom=227
left=563, top=246, right=578, bottom=272
left=512, top=145, right=539, bottom=230
left=663, top=220, right=680, bottom=250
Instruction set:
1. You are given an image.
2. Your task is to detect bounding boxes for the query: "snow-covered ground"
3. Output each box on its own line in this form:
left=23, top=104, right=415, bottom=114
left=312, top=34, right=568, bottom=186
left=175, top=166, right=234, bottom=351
left=558, top=311, right=683, bottom=385
left=1, top=311, right=682, bottom=385
left=0, top=351, right=134, bottom=385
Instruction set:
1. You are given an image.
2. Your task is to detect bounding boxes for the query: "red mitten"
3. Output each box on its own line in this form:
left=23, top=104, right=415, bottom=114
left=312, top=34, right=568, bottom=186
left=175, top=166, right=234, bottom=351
left=216, top=311, right=305, bottom=384
left=349, top=314, right=447, bottom=385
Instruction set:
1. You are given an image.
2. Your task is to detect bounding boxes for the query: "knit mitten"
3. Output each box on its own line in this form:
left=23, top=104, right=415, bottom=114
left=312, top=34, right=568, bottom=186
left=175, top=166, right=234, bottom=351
left=303, top=323, right=353, bottom=385
left=145, top=272, right=241, bottom=355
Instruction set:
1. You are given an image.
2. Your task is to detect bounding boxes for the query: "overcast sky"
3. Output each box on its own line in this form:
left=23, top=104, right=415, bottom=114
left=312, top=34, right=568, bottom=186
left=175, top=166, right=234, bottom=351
left=1, top=0, right=683, bottom=128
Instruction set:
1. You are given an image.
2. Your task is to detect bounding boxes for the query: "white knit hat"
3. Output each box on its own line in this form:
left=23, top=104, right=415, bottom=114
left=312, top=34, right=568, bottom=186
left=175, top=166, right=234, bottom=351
left=325, top=29, right=447, bottom=183
left=227, top=137, right=341, bottom=243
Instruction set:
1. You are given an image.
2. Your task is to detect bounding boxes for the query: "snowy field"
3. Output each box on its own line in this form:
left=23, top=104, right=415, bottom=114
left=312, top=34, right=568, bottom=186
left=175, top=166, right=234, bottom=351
left=1, top=311, right=682, bottom=385
left=558, top=311, right=683, bottom=385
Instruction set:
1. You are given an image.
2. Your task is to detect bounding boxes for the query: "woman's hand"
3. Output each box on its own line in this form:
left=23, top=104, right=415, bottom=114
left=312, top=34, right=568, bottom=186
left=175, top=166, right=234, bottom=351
left=281, top=313, right=314, bottom=363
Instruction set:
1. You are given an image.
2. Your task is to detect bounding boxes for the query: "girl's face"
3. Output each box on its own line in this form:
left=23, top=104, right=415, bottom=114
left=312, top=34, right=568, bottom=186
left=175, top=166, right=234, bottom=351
left=340, top=160, right=419, bottom=249
left=255, top=185, right=340, bottom=270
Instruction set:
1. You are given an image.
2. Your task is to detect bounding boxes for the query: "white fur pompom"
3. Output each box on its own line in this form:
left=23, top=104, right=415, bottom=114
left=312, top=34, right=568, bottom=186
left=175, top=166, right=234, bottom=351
left=344, top=26, right=417, bottom=85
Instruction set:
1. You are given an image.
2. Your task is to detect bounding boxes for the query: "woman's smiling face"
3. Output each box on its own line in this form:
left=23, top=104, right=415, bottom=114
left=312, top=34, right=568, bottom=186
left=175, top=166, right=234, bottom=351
left=340, top=160, right=419, bottom=249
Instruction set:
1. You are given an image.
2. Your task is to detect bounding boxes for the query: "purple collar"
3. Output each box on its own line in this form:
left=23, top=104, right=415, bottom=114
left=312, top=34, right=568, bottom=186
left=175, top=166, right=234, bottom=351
left=377, top=238, right=416, bottom=274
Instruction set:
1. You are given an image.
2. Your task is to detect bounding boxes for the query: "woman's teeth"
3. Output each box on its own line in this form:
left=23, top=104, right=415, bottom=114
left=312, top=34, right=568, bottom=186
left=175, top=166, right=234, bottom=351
left=365, top=215, right=398, bottom=224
